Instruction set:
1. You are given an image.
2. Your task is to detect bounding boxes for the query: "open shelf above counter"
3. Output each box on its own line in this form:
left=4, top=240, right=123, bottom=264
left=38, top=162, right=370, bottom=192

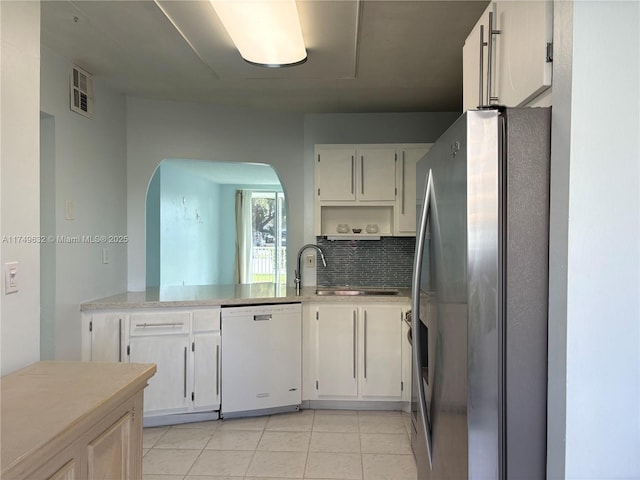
left=315, top=205, right=393, bottom=238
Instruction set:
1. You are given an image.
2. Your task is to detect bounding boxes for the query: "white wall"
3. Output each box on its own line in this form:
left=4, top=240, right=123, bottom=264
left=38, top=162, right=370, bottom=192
left=0, top=1, right=41, bottom=375
left=126, top=98, right=305, bottom=291
left=159, top=161, right=222, bottom=286
left=547, top=2, right=640, bottom=478
left=40, top=47, right=128, bottom=360
left=127, top=104, right=459, bottom=290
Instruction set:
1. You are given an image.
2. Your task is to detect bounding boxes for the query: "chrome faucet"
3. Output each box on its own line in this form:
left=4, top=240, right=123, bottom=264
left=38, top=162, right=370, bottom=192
left=295, top=244, right=327, bottom=296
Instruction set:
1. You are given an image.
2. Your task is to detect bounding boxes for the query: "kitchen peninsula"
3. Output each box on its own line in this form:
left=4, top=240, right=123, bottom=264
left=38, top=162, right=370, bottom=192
left=80, top=284, right=411, bottom=310
left=81, top=285, right=412, bottom=426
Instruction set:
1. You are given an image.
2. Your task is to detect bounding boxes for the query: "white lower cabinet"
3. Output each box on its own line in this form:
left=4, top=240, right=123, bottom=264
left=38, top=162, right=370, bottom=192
left=129, top=332, right=190, bottom=414
left=359, top=306, right=403, bottom=398
left=82, top=307, right=221, bottom=419
left=192, top=331, right=221, bottom=411
left=315, top=305, right=359, bottom=398
left=81, top=311, right=127, bottom=362
left=305, top=303, right=409, bottom=402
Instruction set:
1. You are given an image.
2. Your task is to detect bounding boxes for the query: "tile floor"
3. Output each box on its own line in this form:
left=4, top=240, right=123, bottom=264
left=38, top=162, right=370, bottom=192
left=143, top=409, right=417, bottom=480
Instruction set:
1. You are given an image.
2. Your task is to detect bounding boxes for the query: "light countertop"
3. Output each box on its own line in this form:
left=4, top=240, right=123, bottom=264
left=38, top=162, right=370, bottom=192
left=81, top=284, right=411, bottom=311
left=1, top=361, right=156, bottom=477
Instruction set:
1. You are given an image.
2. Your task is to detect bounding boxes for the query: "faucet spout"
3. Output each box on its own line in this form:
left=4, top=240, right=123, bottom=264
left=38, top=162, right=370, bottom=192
left=295, top=244, right=327, bottom=296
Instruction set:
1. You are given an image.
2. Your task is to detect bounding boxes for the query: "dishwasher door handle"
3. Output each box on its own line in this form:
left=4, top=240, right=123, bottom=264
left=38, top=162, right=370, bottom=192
left=254, top=314, right=272, bottom=321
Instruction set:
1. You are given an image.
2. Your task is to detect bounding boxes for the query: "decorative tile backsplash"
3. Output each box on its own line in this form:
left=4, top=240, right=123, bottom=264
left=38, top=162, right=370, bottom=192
left=315, top=236, right=416, bottom=288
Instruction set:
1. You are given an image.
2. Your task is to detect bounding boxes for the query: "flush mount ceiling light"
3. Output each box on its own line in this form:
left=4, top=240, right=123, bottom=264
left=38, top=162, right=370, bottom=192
left=210, top=0, right=307, bottom=68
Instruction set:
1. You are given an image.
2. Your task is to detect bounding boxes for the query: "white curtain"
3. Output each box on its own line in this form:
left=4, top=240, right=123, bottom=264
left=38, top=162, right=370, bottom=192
left=233, top=190, right=252, bottom=284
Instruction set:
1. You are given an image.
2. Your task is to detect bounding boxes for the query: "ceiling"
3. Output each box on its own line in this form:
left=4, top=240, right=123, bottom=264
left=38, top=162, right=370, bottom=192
left=40, top=0, right=489, bottom=113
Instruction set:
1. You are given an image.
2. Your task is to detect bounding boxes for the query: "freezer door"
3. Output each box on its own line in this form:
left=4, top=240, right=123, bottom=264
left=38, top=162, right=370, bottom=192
left=412, top=111, right=473, bottom=479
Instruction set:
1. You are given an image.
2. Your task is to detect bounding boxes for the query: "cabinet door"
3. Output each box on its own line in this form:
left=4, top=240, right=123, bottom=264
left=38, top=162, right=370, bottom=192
left=48, top=460, right=76, bottom=480
left=89, top=312, right=126, bottom=362
left=129, top=335, right=190, bottom=414
left=316, top=148, right=357, bottom=201
left=358, top=148, right=397, bottom=201
left=359, top=306, right=403, bottom=398
left=192, top=332, right=221, bottom=410
left=87, top=412, right=131, bottom=480
left=315, top=305, right=358, bottom=398
left=396, top=146, right=431, bottom=235
left=494, top=1, right=552, bottom=106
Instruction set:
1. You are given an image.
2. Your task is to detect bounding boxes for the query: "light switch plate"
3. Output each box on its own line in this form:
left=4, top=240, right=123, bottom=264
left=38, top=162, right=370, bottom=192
left=5, top=262, right=18, bottom=294
left=65, top=200, right=75, bottom=220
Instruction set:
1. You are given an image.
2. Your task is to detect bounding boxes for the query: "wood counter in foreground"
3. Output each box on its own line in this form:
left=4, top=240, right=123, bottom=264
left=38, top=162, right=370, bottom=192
left=1, top=361, right=156, bottom=480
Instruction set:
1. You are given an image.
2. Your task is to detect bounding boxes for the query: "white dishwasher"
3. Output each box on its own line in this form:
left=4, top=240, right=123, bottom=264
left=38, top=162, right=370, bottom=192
left=221, top=303, right=302, bottom=417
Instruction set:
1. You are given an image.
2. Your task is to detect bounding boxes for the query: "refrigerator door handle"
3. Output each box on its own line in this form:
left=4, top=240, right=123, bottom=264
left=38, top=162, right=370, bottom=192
left=411, top=168, right=434, bottom=468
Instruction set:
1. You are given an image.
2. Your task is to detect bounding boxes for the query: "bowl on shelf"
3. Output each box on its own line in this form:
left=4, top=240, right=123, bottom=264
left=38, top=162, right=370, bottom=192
left=351, top=228, right=362, bottom=234
left=365, top=224, right=379, bottom=233
left=336, top=224, right=350, bottom=233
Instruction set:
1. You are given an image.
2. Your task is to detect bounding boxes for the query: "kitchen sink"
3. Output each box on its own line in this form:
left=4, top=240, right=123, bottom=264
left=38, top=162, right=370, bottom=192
left=315, top=288, right=400, bottom=296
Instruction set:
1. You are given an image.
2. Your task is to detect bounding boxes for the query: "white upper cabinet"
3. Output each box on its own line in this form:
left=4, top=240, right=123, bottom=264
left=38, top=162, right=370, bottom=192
left=315, top=146, right=396, bottom=203
left=395, top=146, right=431, bottom=236
left=463, top=1, right=553, bottom=111
left=463, top=4, right=494, bottom=112
left=356, top=148, right=397, bottom=201
left=315, top=147, right=357, bottom=201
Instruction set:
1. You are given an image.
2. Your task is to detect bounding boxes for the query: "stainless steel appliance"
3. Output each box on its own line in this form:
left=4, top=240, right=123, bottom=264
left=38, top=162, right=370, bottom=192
left=410, top=108, right=550, bottom=479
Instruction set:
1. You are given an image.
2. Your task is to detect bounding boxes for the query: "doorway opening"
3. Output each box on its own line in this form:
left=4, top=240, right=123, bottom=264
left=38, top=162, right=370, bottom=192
left=145, top=159, right=287, bottom=287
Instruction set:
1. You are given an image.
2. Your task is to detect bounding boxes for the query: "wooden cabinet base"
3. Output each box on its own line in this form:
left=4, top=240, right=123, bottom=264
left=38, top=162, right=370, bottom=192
left=1, top=362, right=155, bottom=480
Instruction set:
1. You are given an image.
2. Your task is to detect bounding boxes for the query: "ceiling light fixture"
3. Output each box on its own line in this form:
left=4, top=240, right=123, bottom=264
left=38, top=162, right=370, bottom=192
left=210, top=0, right=307, bottom=68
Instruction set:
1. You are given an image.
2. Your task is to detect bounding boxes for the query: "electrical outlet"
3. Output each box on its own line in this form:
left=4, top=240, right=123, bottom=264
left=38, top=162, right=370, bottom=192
left=305, top=254, right=315, bottom=268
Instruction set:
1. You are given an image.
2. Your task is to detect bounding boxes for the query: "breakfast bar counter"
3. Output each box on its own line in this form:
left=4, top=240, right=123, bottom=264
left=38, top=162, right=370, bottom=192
left=80, top=284, right=411, bottom=311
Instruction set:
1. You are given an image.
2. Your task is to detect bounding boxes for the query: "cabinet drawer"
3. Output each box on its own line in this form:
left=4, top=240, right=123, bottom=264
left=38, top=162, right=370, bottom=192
left=193, top=308, right=221, bottom=332
left=129, top=311, right=190, bottom=336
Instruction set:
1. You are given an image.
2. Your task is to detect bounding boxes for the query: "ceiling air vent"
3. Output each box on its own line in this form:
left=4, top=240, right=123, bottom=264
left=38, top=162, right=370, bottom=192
left=70, top=65, right=94, bottom=118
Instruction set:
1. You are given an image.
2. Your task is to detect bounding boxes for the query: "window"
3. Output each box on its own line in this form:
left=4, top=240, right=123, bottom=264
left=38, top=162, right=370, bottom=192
left=247, top=191, right=287, bottom=285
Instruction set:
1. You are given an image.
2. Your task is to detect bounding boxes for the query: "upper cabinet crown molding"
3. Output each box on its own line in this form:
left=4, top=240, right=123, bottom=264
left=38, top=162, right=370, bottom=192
left=463, top=1, right=553, bottom=112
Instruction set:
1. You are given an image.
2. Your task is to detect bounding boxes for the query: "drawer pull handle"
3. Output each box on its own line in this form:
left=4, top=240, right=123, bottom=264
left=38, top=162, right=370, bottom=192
left=254, top=314, right=272, bottom=321
left=135, top=322, right=184, bottom=328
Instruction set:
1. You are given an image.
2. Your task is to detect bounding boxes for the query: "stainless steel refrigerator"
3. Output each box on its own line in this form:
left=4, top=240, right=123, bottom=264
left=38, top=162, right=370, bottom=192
left=410, top=108, right=550, bottom=479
